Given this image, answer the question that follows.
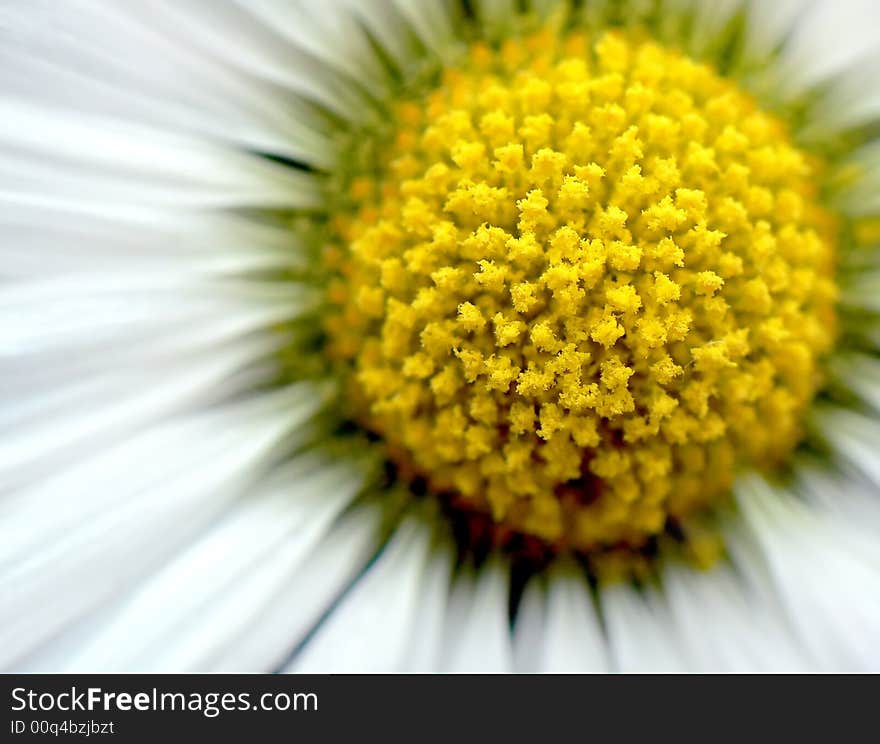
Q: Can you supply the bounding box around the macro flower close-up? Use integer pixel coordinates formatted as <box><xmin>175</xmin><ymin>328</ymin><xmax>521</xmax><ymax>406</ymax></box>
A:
<box><xmin>2</xmin><ymin>0</ymin><xmax>880</xmax><ymax>674</ymax></box>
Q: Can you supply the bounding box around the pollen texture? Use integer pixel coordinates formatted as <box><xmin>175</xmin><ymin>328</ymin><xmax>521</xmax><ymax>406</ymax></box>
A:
<box><xmin>324</xmin><ymin>30</ymin><xmax>838</xmax><ymax>553</ymax></box>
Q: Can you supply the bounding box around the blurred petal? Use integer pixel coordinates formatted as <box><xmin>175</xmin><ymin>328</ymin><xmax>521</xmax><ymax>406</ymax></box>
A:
<box><xmin>735</xmin><ymin>475</ymin><xmax>880</xmax><ymax>671</ymax></box>
<box><xmin>0</xmin><ymin>385</ymin><xmax>324</xmax><ymax>668</ymax></box>
<box><xmin>0</xmin><ymin>0</ymin><xmax>339</xmax><ymax>164</ymax></box>
<box><xmin>514</xmin><ymin>566</ymin><xmax>608</xmax><ymax>673</ymax></box>
<box><xmin>600</xmin><ymin>584</ymin><xmax>689</xmax><ymax>673</ymax></box>
<box><xmin>286</xmin><ymin>517</ymin><xmax>437</xmax><ymax>673</ymax></box>
<box><xmin>441</xmin><ymin>562</ymin><xmax>514</xmax><ymax>673</ymax></box>
<box><xmin>36</xmin><ymin>455</ymin><xmax>370</xmax><ymax>672</ymax></box>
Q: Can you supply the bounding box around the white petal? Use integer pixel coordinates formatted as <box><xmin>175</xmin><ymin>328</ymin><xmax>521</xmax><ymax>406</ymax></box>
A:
<box><xmin>735</xmin><ymin>475</ymin><xmax>880</xmax><ymax>671</ymax></box>
<box><xmin>827</xmin><ymin>354</ymin><xmax>880</xmax><ymax>416</ymax></box>
<box><xmin>398</xmin><ymin>544</ymin><xmax>455</xmax><ymax>673</ymax></box>
<box><xmin>512</xmin><ymin>578</ymin><xmax>547</xmax><ymax>673</ymax></box>
<box><xmin>0</xmin><ymin>99</ymin><xmax>320</xmax><ymax>214</ymax></box>
<box><xmin>339</xmin><ymin>0</ymin><xmax>436</xmax><ymax>71</ymax></box>
<box><xmin>661</xmin><ymin>563</ymin><xmax>815</xmax><ymax>673</ymax></box>
<box><xmin>440</xmin><ymin>561</ymin><xmax>514</xmax><ymax>673</ymax></box>
<box><xmin>0</xmin><ymin>258</ymin><xmax>314</xmax><ymax>492</ymax></box>
<box><xmin>22</xmin><ymin>503</ymin><xmax>382</xmax><ymax>674</ymax></box>
<box><xmin>0</xmin><ymin>0</ymin><xmax>337</xmax><ymax>164</ymax></box>
<box><xmin>117</xmin><ymin>0</ymin><xmax>373</xmax><ymax>122</ymax></box>
<box><xmin>41</xmin><ymin>454</ymin><xmax>370</xmax><ymax>672</ymax></box>
<box><xmin>0</xmin><ymin>384</ymin><xmax>324</xmax><ymax>668</ymax></box>
<box><xmin>242</xmin><ymin>0</ymin><xmax>390</xmax><ymax>96</ymax></box>
<box><xmin>0</xmin><ymin>272</ymin><xmax>307</xmax><ymax>362</ymax></box>
<box><xmin>813</xmin><ymin>407</ymin><xmax>880</xmax><ymax>488</ymax></box>
<box><xmin>538</xmin><ymin>567</ymin><xmax>609</xmax><ymax>672</ymax></box>
<box><xmin>390</xmin><ymin>0</ymin><xmax>458</xmax><ymax>61</ymax></box>
<box><xmin>0</xmin><ymin>333</ymin><xmax>280</xmax><ymax>491</ymax></box>
<box><xmin>775</xmin><ymin>0</ymin><xmax>880</xmax><ymax>95</ymax></box>
<box><xmin>792</xmin><ymin>460</ymin><xmax>880</xmax><ymax>537</ymax></box>
<box><xmin>742</xmin><ymin>0</ymin><xmax>811</xmax><ymax>62</ymax></box>
<box><xmin>686</xmin><ymin>0</ymin><xmax>744</xmax><ymax>59</ymax></box>
<box><xmin>287</xmin><ymin>517</ymin><xmax>437</xmax><ymax>673</ymax></box>
<box><xmin>825</xmin><ymin>136</ymin><xmax>880</xmax><ymax>216</ymax></box>
<box><xmin>204</xmin><ymin>503</ymin><xmax>385</xmax><ymax>673</ymax></box>
<box><xmin>600</xmin><ymin>583</ymin><xmax>689</xmax><ymax>673</ymax></box>
<box><xmin>0</xmin><ymin>203</ymin><xmax>305</xmax><ymax>280</ymax></box>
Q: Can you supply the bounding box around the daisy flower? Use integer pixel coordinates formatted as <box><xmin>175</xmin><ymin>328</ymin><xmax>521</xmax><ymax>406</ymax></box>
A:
<box><xmin>2</xmin><ymin>0</ymin><xmax>879</xmax><ymax>674</ymax></box>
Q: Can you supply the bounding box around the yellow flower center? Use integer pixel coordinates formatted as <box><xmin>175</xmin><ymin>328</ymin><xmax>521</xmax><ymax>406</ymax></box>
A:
<box><xmin>324</xmin><ymin>29</ymin><xmax>838</xmax><ymax>557</ymax></box>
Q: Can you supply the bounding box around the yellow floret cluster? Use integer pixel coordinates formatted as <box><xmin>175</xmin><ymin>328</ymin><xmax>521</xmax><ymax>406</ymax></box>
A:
<box><xmin>324</xmin><ymin>29</ymin><xmax>837</xmax><ymax>552</ymax></box>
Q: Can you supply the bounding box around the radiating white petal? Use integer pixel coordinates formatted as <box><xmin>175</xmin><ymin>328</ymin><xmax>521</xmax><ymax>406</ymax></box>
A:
<box><xmin>440</xmin><ymin>561</ymin><xmax>514</xmax><ymax>673</ymax></box>
<box><xmin>0</xmin><ymin>248</ymin><xmax>314</xmax><ymax>492</ymax></box>
<box><xmin>661</xmin><ymin>564</ymin><xmax>815</xmax><ymax>673</ymax></box>
<box><xmin>743</xmin><ymin>0</ymin><xmax>811</xmax><ymax>61</ymax></box>
<box><xmin>600</xmin><ymin>584</ymin><xmax>689</xmax><ymax>673</ymax></box>
<box><xmin>0</xmin><ymin>203</ymin><xmax>305</xmax><ymax>280</ymax></box>
<box><xmin>42</xmin><ymin>454</ymin><xmax>370</xmax><ymax>672</ymax></box>
<box><xmin>390</xmin><ymin>0</ymin><xmax>458</xmax><ymax>61</ymax></box>
<box><xmin>686</xmin><ymin>0</ymin><xmax>743</xmax><ymax>59</ymax></box>
<box><xmin>0</xmin><ymin>99</ymin><xmax>320</xmax><ymax>212</ymax></box>
<box><xmin>338</xmin><ymin>0</ymin><xmax>427</xmax><ymax>71</ymax></box>
<box><xmin>287</xmin><ymin>517</ymin><xmax>437</xmax><ymax>673</ymax></box>
<box><xmin>735</xmin><ymin>475</ymin><xmax>880</xmax><ymax>672</ymax></box>
<box><xmin>398</xmin><ymin>544</ymin><xmax>455</xmax><ymax>673</ymax></box>
<box><xmin>830</xmin><ymin>142</ymin><xmax>880</xmax><ymax>217</ymax></box>
<box><xmin>775</xmin><ymin>0</ymin><xmax>880</xmax><ymax>95</ymax></box>
<box><xmin>792</xmin><ymin>461</ymin><xmax>880</xmax><ymax>538</ymax></box>
<box><xmin>840</xmin><ymin>277</ymin><xmax>880</xmax><ymax>312</ymax></box>
<box><xmin>0</xmin><ymin>332</ymin><xmax>280</xmax><ymax>491</ymax></box>
<box><xmin>0</xmin><ymin>0</ymin><xmax>337</xmax><ymax>164</ymax></box>
<box><xmin>117</xmin><ymin>0</ymin><xmax>373</xmax><ymax>123</ymax></box>
<box><xmin>813</xmin><ymin>407</ymin><xmax>880</xmax><ymax>487</ymax></box>
<box><xmin>828</xmin><ymin>354</ymin><xmax>880</xmax><ymax>416</ymax></box>
<box><xmin>0</xmin><ymin>273</ymin><xmax>307</xmax><ymax>360</ymax></box>
<box><xmin>514</xmin><ymin>564</ymin><xmax>609</xmax><ymax>674</ymax></box>
<box><xmin>537</xmin><ymin>567</ymin><xmax>609</xmax><ymax>672</ymax></box>
<box><xmin>242</xmin><ymin>0</ymin><xmax>390</xmax><ymax>96</ymax></box>
<box><xmin>512</xmin><ymin>578</ymin><xmax>547</xmax><ymax>673</ymax></box>
<box><xmin>13</xmin><ymin>603</ymin><xmax>126</xmax><ymax>674</ymax></box>
<box><xmin>206</xmin><ymin>503</ymin><xmax>385</xmax><ymax>673</ymax></box>
<box><xmin>0</xmin><ymin>384</ymin><xmax>324</xmax><ymax>668</ymax></box>
<box><xmin>797</xmin><ymin>49</ymin><xmax>880</xmax><ymax>141</ymax></box>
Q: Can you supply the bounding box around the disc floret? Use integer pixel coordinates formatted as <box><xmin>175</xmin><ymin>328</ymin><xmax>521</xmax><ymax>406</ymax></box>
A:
<box><xmin>325</xmin><ymin>29</ymin><xmax>837</xmax><ymax>553</ymax></box>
